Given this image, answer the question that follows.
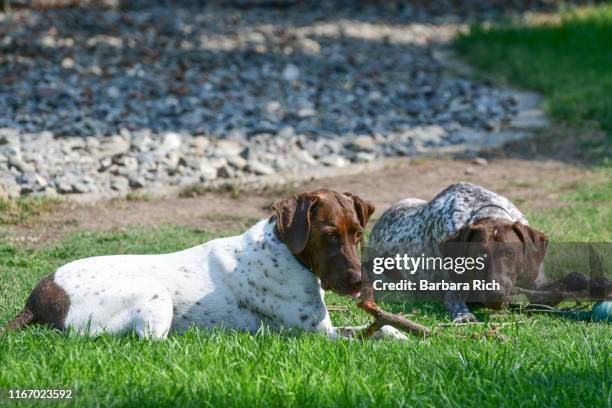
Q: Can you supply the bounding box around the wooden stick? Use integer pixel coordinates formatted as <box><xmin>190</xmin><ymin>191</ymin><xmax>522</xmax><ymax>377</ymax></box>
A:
<box><xmin>353</xmin><ymin>286</ymin><xmax>509</xmax><ymax>340</ymax></box>
<box><xmin>356</xmin><ymin>299</ymin><xmax>431</xmax><ymax>338</ymax></box>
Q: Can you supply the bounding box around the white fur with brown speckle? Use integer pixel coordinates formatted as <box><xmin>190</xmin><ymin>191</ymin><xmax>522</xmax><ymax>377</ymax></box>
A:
<box><xmin>52</xmin><ymin>219</ymin><xmax>406</xmax><ymax>339</ymax></box>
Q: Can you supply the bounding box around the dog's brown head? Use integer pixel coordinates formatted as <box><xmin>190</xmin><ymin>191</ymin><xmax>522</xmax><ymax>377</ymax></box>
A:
<box><xmin>272</xmin><ymin>189</ymin><xmax>375</xmax><ymax>297</ymax></box>
<box><xmin>442</xmin><ymin>218</ymin><xmax>549</xmax><ymax>308</ymax></box>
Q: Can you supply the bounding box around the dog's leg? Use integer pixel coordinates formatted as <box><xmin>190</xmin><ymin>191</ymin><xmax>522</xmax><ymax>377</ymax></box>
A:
<box><xmin>132</xmin><ymin>289</ymin><xmax>174</xmax><ymax>340</ymax></box>
<box><xmin>444</xmin><ymin>292</ymin><xmax>477</xmax><ymax>323</ymax></box>
<box><xmin>329</xmin><ymin>325</ymin><xmax>408</xmax><ymax>340</ymax></box>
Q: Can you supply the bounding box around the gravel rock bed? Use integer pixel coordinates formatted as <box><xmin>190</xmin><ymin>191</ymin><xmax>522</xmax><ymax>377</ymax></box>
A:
<box><xmin>1</xmin><ymin>2</ymin><xmax>533</xmax><ymax>198</ymax></box>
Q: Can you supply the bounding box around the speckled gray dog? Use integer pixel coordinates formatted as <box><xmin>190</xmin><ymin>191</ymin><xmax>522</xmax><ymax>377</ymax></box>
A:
<box><xmin>369</xmin><ymin>182</ymin><xmax>549</xmax><ymax>322</ymax></box>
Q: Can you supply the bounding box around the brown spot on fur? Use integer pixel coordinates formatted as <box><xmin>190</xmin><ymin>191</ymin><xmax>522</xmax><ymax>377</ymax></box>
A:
<box><xmin>6</xmin><ymin>273</ymin><xmax>71</xmax><ymax>331</ymax></box>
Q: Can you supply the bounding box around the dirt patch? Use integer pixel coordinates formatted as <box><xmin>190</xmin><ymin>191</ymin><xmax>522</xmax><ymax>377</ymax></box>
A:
<box><xmin>0</xmin><ymin>156</ymin><xmax>600</xmax><ymax>249</ymax></box>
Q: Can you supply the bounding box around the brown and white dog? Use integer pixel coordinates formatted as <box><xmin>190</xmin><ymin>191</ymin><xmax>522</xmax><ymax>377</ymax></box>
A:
<box><xmin>4</xmin><ymin>189</ymin><xmax>407</xmax><ymax>340</ymax></box>
<box><xmin>369</xmin><ymin>183</ymin><xmax>549</xmax><ymax>322</ymax></box>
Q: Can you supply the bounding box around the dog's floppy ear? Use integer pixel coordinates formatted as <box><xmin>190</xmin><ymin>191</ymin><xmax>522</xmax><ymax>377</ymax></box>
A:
<box><xmin>441</xmin><ymin>223</ymin><xmax>478</xmax><ymax>244</ymax></box>
<box><xmin>512</xmin><ymin>222</ymin><xmax>549</xmax><ymax>283</ymax></box>
<box><xmin>439</xmin><ymin>223</ymin><xmax>483</xmax><ymax>258</ymax></box>
<box><xmin>272</xmin><ymin>193</ymin><xmax>318</xmax><ymax>254</ymax></box>
<box><xmin>344</xmin><ymin>192</ymin><xmax>375</xmax><ymax>228</ymax></box>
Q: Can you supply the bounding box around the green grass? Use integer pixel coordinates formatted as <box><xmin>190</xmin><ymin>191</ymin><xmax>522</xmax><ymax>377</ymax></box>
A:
<box><xmin>531</xmin><ymin>203</ymin><xmax>612</xmax><ymax>243</ymax></box>
<box><xmin>1</xmin><ymin>223</ymin><xmax>610</xmax><ymax>407</ymax></box>
<box><xmin>454</xmin><ymin>4</ymin><xmax>612</xmax><ymax>156</ymax></box>
<box><xmin>527</xmin><ymin>168</ymin><xmax>612</xmax><ymax>242</ymax></box>
<box><xmin>525</xmin><ymin>173</ymin><xmax>612</xmax><ymax>279</ymax></box>
<box><xmin>528</xmin><ymin>166</ymin><xmax>612</xmax><ymax>242</ymax></box>
<box><xmin>0</xmin><ymin>197</ymin><xmax>63</xmax><ymax>225</ymax></box>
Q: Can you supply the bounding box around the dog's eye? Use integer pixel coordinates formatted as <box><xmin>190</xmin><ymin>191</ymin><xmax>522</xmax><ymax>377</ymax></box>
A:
<box><xmin>355</xmin><ymin>230</ymin><xmax>363</xmax><ymax>240</ymax></box>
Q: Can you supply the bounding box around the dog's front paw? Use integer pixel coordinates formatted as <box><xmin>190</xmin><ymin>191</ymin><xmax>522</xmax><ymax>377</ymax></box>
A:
<box><xmin>372</xmin><ymin>325</ymin><xmax>409</xmax><ymax>340</ymax></box>
<box><xmin>452</xmin><ymin>313</ymin><xmax>478</xmax><ymax>324</ymax></box>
